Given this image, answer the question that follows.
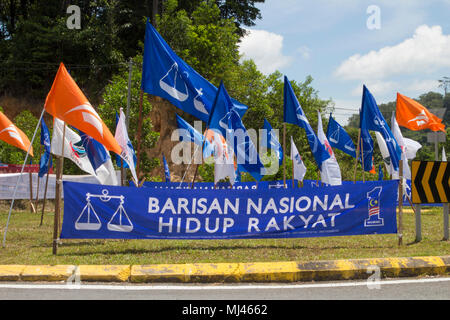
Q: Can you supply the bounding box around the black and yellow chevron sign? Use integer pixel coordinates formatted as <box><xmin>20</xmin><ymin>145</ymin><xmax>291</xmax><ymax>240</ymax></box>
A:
<box><xmin>411</xmin><ymin>161</ymin><xmax>450</xmax><ymax>204</ymax></box>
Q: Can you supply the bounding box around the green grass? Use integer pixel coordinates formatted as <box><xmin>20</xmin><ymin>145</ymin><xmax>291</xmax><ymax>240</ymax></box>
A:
<box><xmin>0</xmin><ymin>205</ymin><xmax>449</xmax><ymax>265</ymax></box>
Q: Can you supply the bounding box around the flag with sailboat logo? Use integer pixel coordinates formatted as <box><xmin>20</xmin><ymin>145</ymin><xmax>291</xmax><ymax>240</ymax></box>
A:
<box><xmin>141</xmin><ymin>19</ymin><xmax>248</xmax><ymax>123</ymax></box>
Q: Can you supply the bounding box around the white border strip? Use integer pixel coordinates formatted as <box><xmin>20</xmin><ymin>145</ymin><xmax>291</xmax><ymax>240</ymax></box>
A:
<box><xmin>0</xmin><ymin>277</ymin><xmax>449</xmax><ymax>291</ymax></box>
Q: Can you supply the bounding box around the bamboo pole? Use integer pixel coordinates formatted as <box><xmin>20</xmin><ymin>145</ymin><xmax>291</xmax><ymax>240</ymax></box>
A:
<box><xmin>52</xmin><ymin>123</ymin><xmax>66</xmax><ymax>255</ymax></box>
<box><xmin>353</xmin><ymin>129</ymin><xmax>362</xmax><ymax>183</ymax></box>
<box><xmin>39</xmin><ymin>155</ymin><xmax>52</xmax><ymax>227</ymax></box>
<box><xmin>398</xmin><ymin>159</ymin><xmax>404</xmax><ymax>246</ymax></box>
<box><xmin>283</xmin><ymin>123</ymin><xmax>286</xmax><ymax>188</ymax></box>
<box><xmin>361</xmin><ymin>133</ymin><xmax>365</xmax><ymax>183</ymax></box>
<box><xmin>34</xmin><ymin>144</ymin><xmax>42</xmax><ymax>209</ymax></box>
<box><xmin>136</xmin><ymin>89</ymin><xmax>144</xmax><ymax>178</ymax></box>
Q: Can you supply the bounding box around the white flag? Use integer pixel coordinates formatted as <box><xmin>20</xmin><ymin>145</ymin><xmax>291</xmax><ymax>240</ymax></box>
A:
<box><xmin>114</xmin><ymin>108</ymin><xmax>138</xmax><ymax>185</ymax></box>
<box><xmin>290</xmin><ymin>136</ymin><xmax>307</xmax><ymax>182</ymax></box>
<box><xmin>403</xmin><ymin>137</ymin><xmax>422</xmax><ymax>160</ymax></box>
<box><xmin>443</xmin><ymin>147</ymin><xmax>447</xmax><ymax>161</ymax></box>
<box><xmin>213</xmin><ymin>132</ymin><xmax>236</xmax><ymax>185</ymax></box>
<box><xmin>51</xmin><ymin>118</ymin><xmax>96</xmax><ymax>176</ymax></box>
<box><xmin>51</xmin><ymin>118</ymin><xmax>119</xmax><ymax>185</ymax></box>
<box><xmin>95</xmin><ymin>157</ymin><xmax>119</xmax><ymax>186</ymax></box>
<box><xmin>317</xmin><ymin>111</ymin><xmax>341</xmax><ymax>185</ymax></box>
<box><xmin>390</xmin><ymin>113</ymin><xmax>412</xmax><ymax>179</ymax></box>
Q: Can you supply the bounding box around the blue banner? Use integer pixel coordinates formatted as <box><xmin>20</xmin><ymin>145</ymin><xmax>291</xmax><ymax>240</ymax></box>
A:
<box><xmin>61</xmin><ymin>180</ymin><xmax>398</xmax><ymax>240</ymax></box>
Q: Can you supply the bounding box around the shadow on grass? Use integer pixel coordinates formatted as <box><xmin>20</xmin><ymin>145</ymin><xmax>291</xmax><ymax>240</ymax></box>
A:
<box><xmin>57</xmin><ymin>242</ymin><xmax>393</xmax><ymax>257</ymax></box>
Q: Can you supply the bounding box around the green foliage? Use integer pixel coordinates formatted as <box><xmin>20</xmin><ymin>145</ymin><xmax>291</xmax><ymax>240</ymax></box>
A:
<box><xmin>97</xmin><ymin>55</ymin><xmax>159</xmax><ymax>180</ymax></box>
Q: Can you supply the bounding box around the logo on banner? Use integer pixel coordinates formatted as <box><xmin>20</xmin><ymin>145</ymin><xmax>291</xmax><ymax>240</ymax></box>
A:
<box><xmin>75</xmin><ymin>189</ymin><xmax>133</xmax><ymax>232</ymax></box>
<box><xmin>364</xmin><ymin>186</ymin><xmax>384</xmax><ymax>227</ymax></box>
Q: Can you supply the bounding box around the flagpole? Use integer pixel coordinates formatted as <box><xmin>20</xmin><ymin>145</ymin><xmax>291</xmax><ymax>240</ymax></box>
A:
<box><xmin>136</xmin><ymin>89</ymin><xmax>144</xmax><ymax>179</ymax></box>
<box><xmin>28</xmin><ymin>161</ymin><xmax>35</xmax><ymax>213</ymax></box>
<box><xmin>361</xmin><ymin>133</ymin><xmax>365</xmax><ymax>183</ymax></box>
<box><xmin>180</xmin><ymin>143</ymin><xmax>199</xmax><ymax>187</ymax></box>
<box><xmin>191</xmin><ymin>127</ymin><xmax>209</xmax><ymax>189</ymax></box>
<box><xmin>39</xmin><ymin>155</ymin><xmax>52</xmax><ymax>227</ymax></box>
<box><xmin>34</xmin><ymin>144</ymin><xmax>42</xmax><ymax>209</ymax></box>
<box><xmin>52</xmin><ymin>122</ymin><xmax>66</xmax><ymax>255</ymax></box>
<box><xmin>283</xmin><ymin>123</ymin><xmax>286</xmax><ymax>188</ymax></box>
<box><xmin>353</xmin><ymin>129</ymin><xmax>361</xmax><ymax>183</ymax></box>
<box><xmin>292</xmin><ymin>157</ymin><xmax>295</xmax><ymax>188</ymax></box>
<box><xmin>3</xmin><ymin>107</ymin><xmax>45</xmax><ymax>247</ymax></box>
<box><xmin>398</xmin><ymin>159</ymin><xmax>404</xmax><ymax>246</ymax></box>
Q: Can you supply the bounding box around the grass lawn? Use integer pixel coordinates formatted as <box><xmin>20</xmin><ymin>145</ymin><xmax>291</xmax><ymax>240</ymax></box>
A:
<box><xmin>0</xmin><ymin>203</ymin><xmax>449</xmax><ymax>265</ymax></box>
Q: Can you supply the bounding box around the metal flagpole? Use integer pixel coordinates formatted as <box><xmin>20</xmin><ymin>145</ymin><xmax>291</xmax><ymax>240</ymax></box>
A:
<box><xmin>2</xmin><ymin>107</ymin><xmax>45</xmax><ymax>247</ymax></box>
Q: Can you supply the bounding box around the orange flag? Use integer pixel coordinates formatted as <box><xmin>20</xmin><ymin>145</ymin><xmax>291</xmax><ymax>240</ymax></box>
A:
<box><xmin>396</xmin><ymin>93</ymin><xmax>445</xmax><ymax>132</ymax></box>
<box><xmin>44</xmin><ymin>63</ymin><xmax>121</xmax><ymax>154</ymax></box>
<box><xmin>0</xmin><ymin>112</ymin><xmax>33</xmax><ymax>156</ymax></box>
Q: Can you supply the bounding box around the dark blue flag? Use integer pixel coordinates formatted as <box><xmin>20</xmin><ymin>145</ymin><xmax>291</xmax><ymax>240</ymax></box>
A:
<box><xmin>283</xmin><ymin>76</ymin><xmax>330</xmax><ymax>169</ymax></box>
<box><xmin>378</xmin><ymin>164</ymin><xmax>384</xmax><ymax>181</ymax></box>
<box><xmin>263</xmin><ymin>119</ymin><xmax>283</xmax><ymax>165</ymax></box>
<box><xmin>208</xmin><ymin>81</ymin><xmax>264</xmax><ymax>181</ymax></box>
<box><xmin>141</xmin><ymin>19</ymin><xmax>247</xmax><ymax>122</ymax></box>
<box><xmin>175</xmin><ymin>114</ymin><xmax>213</xmax><ymax>158</ymax></box>
<box><xmin>163</xmin><ymin>154</ymin><xmax>170</xmax><ymax>182</ymax></box>
<box><xmin>78</xmin><ymin>131</ymin><xmax>110</xmax><ymax>171</ymax></box>
<box><xmin>326</xmin><ymin>114</ymin><xmax>356</xmax><ymax>158</ymax></box>
<box><xmin>38</xmin><ymin>119</ymin><xmax>52</xmax><ymax>177</ymax></box>
<box><xmin>360</xmin><ymin>128</ymin><xmax>374</xmax><ymax>172</ymax></box>
<box><xmin>360</xmin><ymin>85</ymin><xmax>401</xmax><ymax>171</ymax></box>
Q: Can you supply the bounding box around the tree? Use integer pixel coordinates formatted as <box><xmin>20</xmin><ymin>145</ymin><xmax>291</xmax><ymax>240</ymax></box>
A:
<box><xmin>97</xmin><ymin>55</ymin><xmax>160</xmax><ymax>180</ymax></box>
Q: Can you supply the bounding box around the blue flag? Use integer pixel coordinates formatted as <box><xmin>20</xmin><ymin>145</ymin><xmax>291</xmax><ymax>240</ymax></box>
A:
<box><xmin>38</xmin><ymin>119</ymin><xmax>52</xmax><ymax>178</ymax></box>
<box><xmin>175</xmin><ymin>114</ymin><xmax>213</xmax><ymax>158</ymax></box>
<box><xmin>360</xmin><ymin>85</ymin><xmax>401</xmax><ymax>171</ymax></box>
<box><xmin>378</xmin><ymin>164</ymin><xmax>384</xmax><ymax>181</ymax></box>
<box><xmin>283</xmin><ymin>76</ymin><xmax>330</xmax><ymax>169</ymax></box>
<box><xmin>263</xmin><ymin>119</ymin><xmax>283</xmax><ymax>165</ymax></box>
<box><xmin>326</xmin><ymin>114</ymin><xmax>356</xmax><ymax>158</ymax></box>
<box><xmin>78</xmin><ymin>131</ymin><xmax>110</xmax><ymax>171</ymax></box>
<box><xmin>360</xmin><ymin>127</ymin><xmax>374</xmax><ymax>172</ymax></box>
<box><xmin>208</xmin><ymin>81</ymin><xmax>264</xmax><ymax>181</ymax></box>
<box><xmin>163</xmin><ymin>154</ymin><xmax>170</xmax><ymax>182</ymax></box>
<box><xmin>141</xmin><ymin>19</ymin><xmax>248</xmax><ymax>123</ymax></box>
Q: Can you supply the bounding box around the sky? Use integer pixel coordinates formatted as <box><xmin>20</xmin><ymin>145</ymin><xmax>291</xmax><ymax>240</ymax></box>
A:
<box><xmin>238</xmin><ymin>0</ymin><xmax>450</xmax><ymax>125</ymax></box>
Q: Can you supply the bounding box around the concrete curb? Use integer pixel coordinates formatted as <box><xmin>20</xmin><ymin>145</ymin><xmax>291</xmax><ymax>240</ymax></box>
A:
<box><xmin>0</xmin><ymin>256</ymin><xmax>449</xmax><ymax>283</ymax></box>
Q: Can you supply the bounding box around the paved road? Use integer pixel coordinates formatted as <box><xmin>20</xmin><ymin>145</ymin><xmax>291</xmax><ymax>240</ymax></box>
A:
<box><xmin>0</xmin><ymin>276</ymin><xmax>449</xmax><ymax>300</ymax></box>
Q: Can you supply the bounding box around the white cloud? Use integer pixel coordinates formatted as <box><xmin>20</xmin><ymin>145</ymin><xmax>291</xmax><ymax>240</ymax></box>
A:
<box><xmin>334</xmin><ymin>25</ymin><xmax>450</xmax><ymax>80</ymax></box>
<box><xmin>239</xmin><ymin>29</ymin><xmax>293</xmax><ymax>74</ymax></box>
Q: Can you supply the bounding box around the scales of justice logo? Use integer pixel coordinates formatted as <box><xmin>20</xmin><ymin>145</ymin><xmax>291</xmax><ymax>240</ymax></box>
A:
<box><xmin>364</xmin><ymin>186</ymin><xmax>384</xmax><ymax>227</ymax></box>
<box><xmin>159</xmin><ymin>62</ymin><xmax>208</xmax><ymax>115</ymax></box>
<box><xmin>75</xmin><ymin>189</ymin><xmax>133</xmax><ymax>232</ymax></box>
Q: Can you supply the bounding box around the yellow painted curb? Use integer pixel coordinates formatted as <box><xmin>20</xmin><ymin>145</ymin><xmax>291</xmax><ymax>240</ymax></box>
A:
<box><xmin>21</xmin><ymin>265</ymin><xmax>75</xmax><ymax>281</ymax></box>
<box><xmin>78</xmin><ymin>265</ymin><xmax>130</xmax><ymax>282</ymax></box>
<box><xmin>0</xmin><ymin>265</ymin><xmax>25</xmax><ymax>281</ymax></box>
<box><xmin>1</xmin><ymin>255</ymin><xmax>449</xmax><ymax>283</ymax></box>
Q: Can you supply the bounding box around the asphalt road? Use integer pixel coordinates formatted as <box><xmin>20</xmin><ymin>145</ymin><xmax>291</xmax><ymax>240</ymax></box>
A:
<box><xmin>0</xmin><ymin>276</ymin><xmax>449</xmax><ymax>300</ymax></box>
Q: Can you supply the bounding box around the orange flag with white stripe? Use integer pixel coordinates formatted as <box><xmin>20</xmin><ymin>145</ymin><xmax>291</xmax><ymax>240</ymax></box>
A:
<box><xmin>44</xmin><ymin>63</ymin><xmax>121</xmax><ymax>154</ymax></box>
<box><xmin>396</xmin><ymin>93</ymin><xmax>445</xmax><ymax>132</ymax></box>
<box><xmin>0</xmin><ymin>112</ymin><xmax>33</xmax><ymax>156</ymax></box>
